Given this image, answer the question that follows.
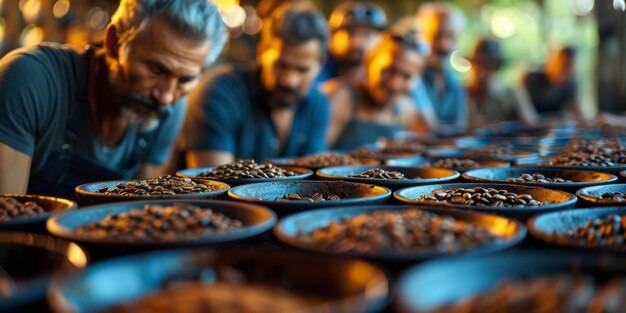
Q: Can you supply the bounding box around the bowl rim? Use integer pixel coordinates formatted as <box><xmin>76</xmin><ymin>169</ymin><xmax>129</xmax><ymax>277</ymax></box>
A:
<box><xmin>74</xmin><ymin>178</ymin><xmax>231</xmax><ymax>199</ymax></box>
<box><xmin>575</xmin><ymin>183</ymin><xmax>626</xmax><ymax>204</ymax></box>
<box><xmin>462</xmin><ymin>166</ymin><xmax>618</xmax><ymax>186</ymax></box>
<box><xmin>176</xmin><ymin>165</ymin><xmax>314</xmax><ymax>182</ymax></box>
<box><xmin>315</xmin><ymin>165</ymin><xmax>460</xmax><ymax>183</ymax></box>
<box><xmin>0</xmin><ymin>194</ymin><xmax>77</xmax><ymax>226</ymax></box>
<box><xmin>274</xmin><ymin>204</ymin><xmax>526</xmax><ymax>261</ymax></box>
<box><xmin>384</xmin><ymin>156</ymin><xmax>511</xmax><ymax>168</ymax></box>
<box><xmin>46</xmin><ymin>199</ymin><xmax>276</xmax><ymax>246</ymax></box>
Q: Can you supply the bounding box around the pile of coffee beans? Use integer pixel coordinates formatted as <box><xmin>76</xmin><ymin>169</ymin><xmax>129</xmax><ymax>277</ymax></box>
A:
<box><xmin>292</xmin><ymin>153</ymin><xmax>363</xmax><ymax>168</ymax></box>
<box><xmin>599</xmin><ymin>191</ymin><xmax>626</xmax><ymax>202</ymax></box>
<box><xmin>348</xmin><ymin>168</ymin><xmax>408</xmax><ymax>180</ymax></box>
<box><xmin>560</xmin><ymin>214</ymin><xmax>626</xmax><ymax>248</ymax></box>
<box><xmin>349</xmin><ymin>148</ymin><xmax>407</xmax><ymax>160</ymax></box>
<box><xmin>0</xmin><ymin>197</ymin><xmax>46</xmax><ymax>221</ymax></box>
<box><xmin>420</xmin><ymin>158</ymin><xmax>482</xmax><ymax>169</ymax></box>
<box><xmin>99</xmin><ymin>282</ymin><xmax>325</xmax><ymax>313</ymax></box>
<box><xmin>543</xmin><ymin>139</ymin><xmax>626</xmax><ymax>166</ymax></box>
<box><xmin>464</xmin><ymin>143</ymin><xmax>515</xmax><ymax>157</ymax></box>
<box><xmin>98</xmin><ymin>175</ymin><xmax>214</xmax><ymax>196</ymax></box>
<box><xmin>300</xmin><ymin>209</ymin><xmax>499</xmax><ymax>254</ymax></box>
<box><xmin>75</xmin><ymin>203</ymin><xmax>243</xmax><ymax>241</ymax></box>
<box><xmin>276</xmin><ymin>193</ymin><xmax>340</xmax><ymax>202</ymax></box>
<box><xmin>379</xmin><ymin>139</ymin><xmax>426</xmax><ymax>153</ymax></box>
<box><xmin>506</xmin><ymin>173</ymin><xmax>572</xmax><ymax>183</ymax></box>
<box><xmin>418</xmin><ymin>187</ymin><xmax>548</xmax><ymax>207</ymax></box>
<box><xmin>199</xmin><ymin>160</ymin><xmax>298</xmax><ymax>179</ymax></box>
<box><xmin>429</xmin><ymin>275</ymin><xmax>626</xmax><ymax>313</ymax></box>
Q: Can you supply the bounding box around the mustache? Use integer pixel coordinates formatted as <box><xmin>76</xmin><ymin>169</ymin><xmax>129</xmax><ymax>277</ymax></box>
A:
<box><xmin>126</xmin><ymin>94</ymin><xmax>173</xmax><ymax>117</ymax></box>
<box><xmin>274</xmin><ymin>85</ymin><xmax>299</xmax><ymax>97</ymax></box>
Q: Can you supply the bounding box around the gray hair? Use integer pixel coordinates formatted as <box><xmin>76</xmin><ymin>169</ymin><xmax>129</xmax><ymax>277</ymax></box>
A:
<box><xmin>110</xmin><ymin>0</ymin><xmax>228</xmax><ymax>65</ymax></box>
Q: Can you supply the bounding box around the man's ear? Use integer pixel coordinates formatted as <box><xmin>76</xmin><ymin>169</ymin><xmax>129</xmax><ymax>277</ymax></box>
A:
<box><xmin>103</xmin><ymin>24</ymin><xmax>121</xmax><ymax>60</ymax></box>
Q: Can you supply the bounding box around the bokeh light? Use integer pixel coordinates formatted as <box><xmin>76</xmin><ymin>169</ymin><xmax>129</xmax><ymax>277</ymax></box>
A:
<box><xmin>86</xmin><ymin>7</ymin><xmax>109</xmax><ymax>30</ymax></box>
<box><xmin>20</xmin><ymin>24</ymin><xmax>44</xmax><ymax>47</ymax></box>
<box><xmin>491</xmin><ymin>15</ymin><xmax>515</xmax><ymax>38</ymax></box>
<box><xmin>19</xmin><ymin>0</ymin><xmax>42</xmax><ymax>24</ymax></box>
<box><xmin>450</xmin><ymin>50</ymin><xmax>472</xmax><ymax>73</ymax></box>
<box><xmin>222</xmin><ymin>5</ymin><xmax>246</xmax><ymax>29</ymax></box>
<box><xmin>53</xmin><ymin>0</ymin><xmax>71</xmax><ymax>19</ymax></box>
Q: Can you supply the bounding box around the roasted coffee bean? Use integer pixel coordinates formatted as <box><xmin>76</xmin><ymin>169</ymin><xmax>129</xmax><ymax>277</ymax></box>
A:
<box><xmin>98</xmin><ymin>175</ymin><xmax>215</xmax><ymax>196</ymax></box>
<box><xmin>348</xmin><ymin>168</ymin><xmax>409</xmax><ymax>180</ymax></box>
<box><xmin>543</xmin><ymin>139</ymin><xmax>626</xmax><ymax>166</ymax></box>
<box><xmin>299</xmin><ymin>209</ymin><xmax>499</xmax><ymax>254</ymax></box>
<box><xmin>379</xmin><ymin>138</ymin><xmax>426</xmax><ymax>153</ymax></box>
<box><xmin>276</xmin><ymin>192</ymin><xmax>340</xmax><ymax>202</ymax></box>
<box><xmin>349</xmin><ymin>148</ymin><xmax>406</xmax><ymax>160</ymax></box>
<box><xmin>418</xmin><ymin>187</ymin><xmax>550</xmax><ymax>207</ymax></box>
<box><xmin>429</xmin><ymin>275</ymin><xmax>626</xmax><ymax>313</ymax></box>
<box><xmin>420</xmin><ymin>158</ymin><xmax>482</xmax><ymax>169</ymax></box>
<box><xmin>199</xmin><ymin>159</ymin><xmax>298</xmax><ymax>179</ymax></box>
<box><xmin>506</xmin><ymin>173</ymin><xmax>572</xmax><ymax>183</ymax></box>
<box><xmin>599</xmin><ymin>192</ymin><xmax>626</xmax><ymax>202</ymax></box>
<box><xmin>0</xmin><ymin>197</ymin><xmax>46</xmax><ymax>221</ymax></box>
<box><xmin>463</xmin><ymin>143</ymin><xmax>515</xmax><ymax>157</ymax></box>
<box><xmin>292</xmin><ymin>153</ymin><xmax>363</xmax><ymax>167</ymax></box>
<box><xmin>560</xmin><ymin>214</ymin><xmax>626</xmax><ymax>249</ymax></box>
<box><xmin>75</xmin><ymin>203</ymin><xmax>243</xmax><ymax>241</ymax></box>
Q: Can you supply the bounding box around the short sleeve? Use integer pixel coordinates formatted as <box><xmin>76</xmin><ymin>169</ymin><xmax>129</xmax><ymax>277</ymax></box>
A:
<box><xmin>0</xmin><ymin>51</ymin><xmax>51</xmax><ymax>156</ymax></box>
<box><xmin>182</xmin><ymin>67</ymin><xmax>243</xmax><ymax>154</ymax></box>
<box><xmin>143</xmin><ymin>99</ymin><xmax>187</xmax><ymax>165</ymax></box>
<box><xmin>303</xmin><ymin>90</ymin><xmax>330</xmax><ymax>154</ymax></box>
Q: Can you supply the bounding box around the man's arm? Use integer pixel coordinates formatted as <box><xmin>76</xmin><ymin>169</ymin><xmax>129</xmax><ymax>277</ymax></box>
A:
<box><xmin>186</xmin><ymin>150</ymin><xmax>234</xmax><ymax>168</ymax></box>
<box><xmin>0</xmin><ymin>143</ymin><xmax>31</xmax><ymax>194</ymax></box>
<box><xmin>320</xmin><ymin>80</ymin><xmax>350</xmax><ymax>148</ymax></box>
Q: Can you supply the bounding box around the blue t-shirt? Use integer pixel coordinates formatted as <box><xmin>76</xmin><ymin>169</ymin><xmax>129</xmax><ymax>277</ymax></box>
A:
<box><xmin>183</xmin><ymin>65</ymin><xmax>329</xmax><ymax>161</ymax></box>
<box><xmin>420</xmin><ymin>65</ymin><xmax>467</xmax><ymax>125</ymax></box>
<box><xmin>0</xmin><ymin>43</ymin><xmax>185</xmax><ymax>176</ymax></box>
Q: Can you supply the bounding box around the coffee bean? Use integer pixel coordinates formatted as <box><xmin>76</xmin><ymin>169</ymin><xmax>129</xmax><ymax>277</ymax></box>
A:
<box><xmin>420</xmin><ymin>158</ymin><xmax>482</xmax><ymax>169</ymax></box>
<box><xmin>199</xmin><ymin>160</ymin><xmax>298</xmax><ymax>179</ymax></box>
<box><xmin>292</xmin><ymin>153</ymin><xmax>363</xmax><ymax>168</ymax></box>
<box><xmin>464</xmin><ymin>143</ymin><xmax>515</xmax><ymax>157</ymax></box>
<box><xmin>598</xmin><ymin>192</ymin><xmax>626</xmax><ymax>202</ymax></box>
<box><xmin>379</xmin><ymin>139</ymin><xmax>426</xmax><ymax>153</ymax></box>
<box><xmin>543</xmin><ymin>139</ymin><xmax>626</xmax><ymax>167</ymax></box>
<box><xmin>0</xmin><ymin>197</ymin><xmax>46</xmax><ymax>221</ymax></box>
<box><xmin>348</xmin><ymin>168</ymin><xmax>408</xmax><ymax>180</ymax></box>
<box><xmin>418</xmin><ymin>188</ymin><xmax>549</xmax><ymax>207</ymax></box>
<box><xmin>99</xmin><ymin>175</ymin><xmax>215</xmax><ymax>196</ymax></box>
<box><xmin>276</xmin><ymin>192</ymin><xmax>340</xmax><ymax>202</ymax></box>
<box><xmin>299</xmin><ymin>209</ymin><xmax>500</xmax><ymax>254</ymax></box>
<box><xmin>75</xmin><ymin>203</ymin><xmax>243</xmax><ymax>241</ymax></box>
<box><xmin>507</xmin><ymin>173</ymin><xmax>572</xmax><ymax>183</ymax></box>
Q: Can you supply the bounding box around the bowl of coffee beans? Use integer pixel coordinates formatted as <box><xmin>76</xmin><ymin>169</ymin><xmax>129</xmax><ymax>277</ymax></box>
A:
<box><xmin>396</xmin><ymin>250</ymin><xmax>626</xmax><ymax>313</ymax></box>
<box><xmin>394</xmin><ymin>183</ymin><xmax>577</xmax><ymax>220</ymax></box>
<box><xmin>536</xmin><ymin>138</ymin><xmax>626</xmax><ymax>174</ymax></box>
<box><xmin>316</xmin><ymin>166</ymin><xmax>460</xmax><ymax>190</ymax></box>
<box><xmin>49</xmin><ymin>248</ymin><xmax>389</xmax><ymax>313</ymax></box>
<box><xmin>47</xmin><ymin>200</ymin><xmax>275</xmax><ymax>248</ymax></box>
<box><xmin>576</xmin><ymin>184</ymin><xmax>626</xmax><ymax>206</ymax></box>
<box><xmin>271</xmin><ymin>153</ymin><xmax>379</xmax><ymax>170</ymax></box>
<box><xmin>620</xmin><ymin>170</ymin><xmax>626</xmax><ymax>180</ymax></box>
<box><xmin>462</xmin><ymin>167</ymin><xmax>617</xmax><ymax>193</ymax></box>
<box><xmin>461</xmin><ymin>143</ymin><xmax>537</xmax><ymax>164</ymax></box>
<box><xmin>177</xmin><ymin>160</ymin><xmax>313</xmax><ymax>186</ymax></box>
<box><xmin>385</xmin><ymin>157</ymin><xmax>510</xmax><ymax>172</ymax></box>
<box><xmin>75</xmin><ymin>175</ymin><xmax>231</xmax><ymax>206</ymax></box>
<box><xmin>0</xmin><ymin>232</ymin><xmax>87</xmax><ymax>312</ymax></box>
<box><xmin>528</xmin><ymin>207</ymin><xmax>626</xmax><ymax>252</ymax></box>
<box><xmin>349</xmin><ymin>148</ymin><xmax>422</xmax><ymax>162</ymax></box>
<box><xmin>274</xmin><ymin>205</ymin><xmax>525</xmax><ymax>261</ymax></box>
<box><xmin>228</xmin><ymin>180</ymin><xmax>391</xmax><ymax>216</ymax></box>
<box><xmin>0</xmin><ymin>194</ymin><xmax>76</xmax><ymax>231</ymax></box>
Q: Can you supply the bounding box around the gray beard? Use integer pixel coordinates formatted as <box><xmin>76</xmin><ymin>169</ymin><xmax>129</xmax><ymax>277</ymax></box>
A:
<box><xmin>121</xmin><ymin>106</ymin><xmax>160</xmax><ymax>132</ymax></box>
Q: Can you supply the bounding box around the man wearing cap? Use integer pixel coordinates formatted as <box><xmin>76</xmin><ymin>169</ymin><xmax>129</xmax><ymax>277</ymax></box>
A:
<box><xmin>317</xmin><ymin>1</ymin><xmax>387</xmax><ymax>84</ymax></box>
<box><xmin>0</xmin><ymin>0</ymin><xmax>227</xmax><ymax>199</ymax></box>
<box><xmin>322</xmin><ymin>22</ymin><xmax>429</xmax><ymax>150</ymax></box>
<box><xmin>183</xmin><ymin>2</ymin><xmax>330</xmax><ymax>166</ymax></box>
<box><xmin>466</xmin><ymin>38</ymin><xmax>539</xmax><ymax>128</ymax></box>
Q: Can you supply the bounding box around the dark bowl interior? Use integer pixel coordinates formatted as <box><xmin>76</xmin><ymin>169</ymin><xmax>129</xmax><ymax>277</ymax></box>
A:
<box><xmin>528</xmin><ymin>206</ymin><xmax>626</xmax><ymax>252</ymax></box>
<box><xmin>621</xmin><ymin>170</ymin><xmax>626</xmax><ymax>180</ymax></box>
<box><xmin>75</xmin><ymin>179</ymin><xmax>231</xmax><ymax>206</ymax></box>
<box><xmin>0</xmin><ymin>232</ymin><xmax>87</xmax><ymax>312</ymax></box>
<box><xmin>0</xmin><ymin>194</ymin><xmax>76</xmax><ymax>231</ymax></box>
<box><xmin>269</xmin><ymin>157</ymin><xmax>380</xmax><ymax>170</ymax></box>
<box><xmin>49</xmin><ymin>248</ymin><xmax>389</xmax><ymax>313</ymax></box>
<box><xmin>385</xmin><ymin>157</ymin><xmax>510</xmax><ymax>172</ymax></box>
<box><xmin>395</xmin><ymin>250</ymin><xmax>626</xmax><ymax>313</ymax></box>
<box><xmin>462</xmin><ymin>167</ymin><xmax>617</xmax><ymax>192</ymax></box>
<box><xmin>275</xmin><ymin>205</ymin><xmax>526</xmax><ymax>262</ymax></box>
<box><xmin>228</xmin><ymin>180</ymin><xmax>391</xmax><ymax>216</ymax></box>
<box><xmin>394</xmin><ymin>183</ymin><xmax>577</xmax><ymax>220</ymax></box>
<box><xmin>176</xmin><ymin>165</ymin><xmax>313</xmax><ymax>186</ymax></box>
<box><xmin>47</xmin><ymin>200</ymin><xmax>276</xmax><ymax>247</ymax></box>
<box><xmin>576</xmin><ymin>184</ymin><xmax>626</xmax><ymax>205</ymax></box>
<box><xmin>315</xmin><ymin>166</ymin><xmax>460</xmax><ymax>190</ymax></box>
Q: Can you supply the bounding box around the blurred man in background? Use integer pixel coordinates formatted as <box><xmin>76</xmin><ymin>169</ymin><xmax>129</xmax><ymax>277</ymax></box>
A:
<box><xmin>183</xmin><ymin>2</ymin><xmax>329</xmax><ymax>166</ymax></box>
<box><xmin>318</xmin><ymin>1</ymin><xmax>387</xmax><ymax>84</ymax></box>
<box><xmin>0</xmin><ymin>0</ymin><xmax>226</xmax><ymax>199</ymax></box>
<box><xmin>322</xmin><ymin>20</ymin><xmax>430</xmax><ymax>149</ymax></box>
<box><xmin>415</xmin><ymin>1</ymin><xmax>468</xmax><ymax>134</ymax></box>
<box><xmin>466</xmin><ymin>38</ymin><xmax>539</xmax><ymax>128</ymax></box>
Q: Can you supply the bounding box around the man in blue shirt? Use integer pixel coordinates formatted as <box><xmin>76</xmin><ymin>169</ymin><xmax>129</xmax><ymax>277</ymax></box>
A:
<box><xmin>415</xmin><ymin>2</ymin><xmax>468</xmax><ymax>134</ymax></box>
<box><xmin>183</xmin><ymin>2</ymin><xmax>330</xmax><ymax>166</ymax></box>
<box><xmin>0</xmin><ymin>0</ymin><xmax>227</xmax><ymax>199</ymax></box>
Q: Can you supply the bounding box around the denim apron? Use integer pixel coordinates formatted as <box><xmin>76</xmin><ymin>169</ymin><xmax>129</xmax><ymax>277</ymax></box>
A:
<box><xmin>333</xmin><ymin>86</ymin><xmax>402</xmax><ymax>150</ymax></box>
<box><xmin>26</xmin><ymin>49</ymin><xmax>152</xmax><ymax>200</ymax></box>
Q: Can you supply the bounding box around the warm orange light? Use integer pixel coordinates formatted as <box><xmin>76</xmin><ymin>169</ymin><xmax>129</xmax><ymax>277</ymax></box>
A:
<box><xmin>20</xmin><ymin>25</ymin><xmax>44</xmax><ymax>47</ymax></box>
<box><xmin>53</xmin><ymin>0</ymin><xmax>71</xmax><ymax>19</ymax></box>
<box><xmin>329</xmin><ymin>29</ymin><xmax>350</xmax><ymax>57</ymax></box>
<box><xmin>66</xmin><ymin>243</ymin><xmax>88</xmax><ymax>268</ymax></box>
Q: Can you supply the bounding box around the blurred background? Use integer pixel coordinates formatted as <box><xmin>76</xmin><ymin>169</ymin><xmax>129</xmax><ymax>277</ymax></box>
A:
<box><xmin>1</xmin><ymin>0</ymin><xmax>624</xmax><ymax>118</ymax></box>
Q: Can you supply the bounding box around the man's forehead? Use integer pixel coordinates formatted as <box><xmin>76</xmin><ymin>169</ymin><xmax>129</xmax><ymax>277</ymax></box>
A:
<box><xmin>267</xmin><ymin>38</ymin><xmax>322</xmax><ymax>62</ymax></box>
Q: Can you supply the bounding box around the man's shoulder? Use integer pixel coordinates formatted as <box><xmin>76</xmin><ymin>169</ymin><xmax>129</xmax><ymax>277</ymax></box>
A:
<box><xmin>1</xmin><ymin>42</ymin><xmax>82</xmax><ymax>70</ymax></box>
